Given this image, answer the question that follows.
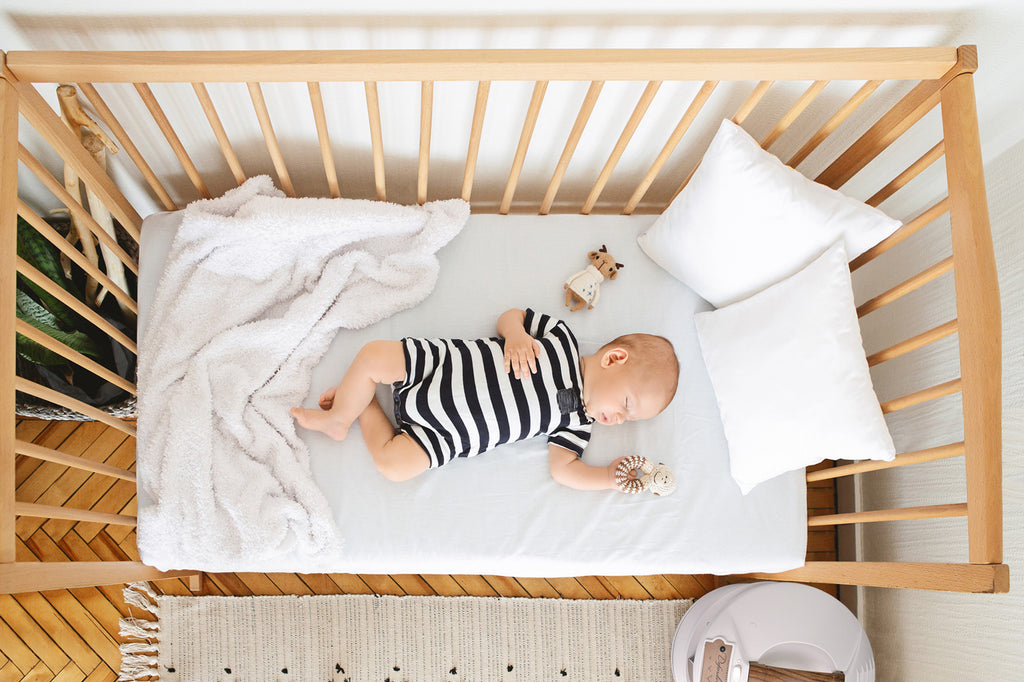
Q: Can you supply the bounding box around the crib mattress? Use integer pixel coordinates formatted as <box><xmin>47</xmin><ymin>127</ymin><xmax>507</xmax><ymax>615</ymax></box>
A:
<box><xmin>136</xmin><ymin>210</ymin><xmax>806</xmax><ymax>576</ymax></box>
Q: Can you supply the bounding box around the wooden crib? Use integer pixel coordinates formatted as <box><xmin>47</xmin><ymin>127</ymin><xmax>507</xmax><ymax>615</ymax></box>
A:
<box><xmin>0</xmin><ymin>46</ymin><xmax>1006</xmax><ymax>594</ymax></box>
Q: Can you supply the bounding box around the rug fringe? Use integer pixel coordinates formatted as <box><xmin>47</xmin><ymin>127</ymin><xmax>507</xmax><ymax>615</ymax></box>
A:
<box><xmin>118</xmin><ymin>583</ymin><xmax>160</xmax><ymax>681</ymax></box>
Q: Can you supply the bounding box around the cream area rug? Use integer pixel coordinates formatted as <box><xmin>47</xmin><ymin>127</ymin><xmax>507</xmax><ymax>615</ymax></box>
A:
<box><xmin>119</xmin><ymin>582</ymin><xmax>690</xmax><ymax>681</ymax></box>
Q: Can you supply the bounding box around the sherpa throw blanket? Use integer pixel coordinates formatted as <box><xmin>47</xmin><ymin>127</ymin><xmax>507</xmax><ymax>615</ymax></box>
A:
<box><xmin>136</xmin><ymin>176</ymin><xmax>469</xmax><ymax>572</ymax></box>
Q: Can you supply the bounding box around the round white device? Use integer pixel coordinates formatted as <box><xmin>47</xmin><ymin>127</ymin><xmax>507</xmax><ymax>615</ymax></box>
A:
<box><xmin>670</xmin><ymin>582</ymin><xmax>875</xmax><ymax>682</ymax></box>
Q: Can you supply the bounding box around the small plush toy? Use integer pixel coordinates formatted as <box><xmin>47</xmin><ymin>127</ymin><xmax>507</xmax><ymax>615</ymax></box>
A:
<box><xmin>614</xmin><ymin>455</ymin><xmax>677</xmax><ymax>496</ymax></box>
<box><xmin>563</xmin><ymin>244</ymin><xmax>623</xmax><ymax>312</ymax></box>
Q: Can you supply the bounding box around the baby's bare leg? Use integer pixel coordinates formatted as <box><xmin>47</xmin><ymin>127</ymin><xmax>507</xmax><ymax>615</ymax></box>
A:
<box><xmin>291</xmin><ymin>340</ymin><xmax>405</xmax><ymax>441</ymax></box>
<box><xmin>358</xmin><ymin>396</ymin><xmax>430</xmax><ymax>481</ymax></box>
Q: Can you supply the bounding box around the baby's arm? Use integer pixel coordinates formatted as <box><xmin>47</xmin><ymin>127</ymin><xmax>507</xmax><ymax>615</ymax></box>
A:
<box><xmin>497</xmin><ymin>308</ymin><xmax>542</xmax><ymax>379</ymax></box>
<box><xmin>548</xmin><ymin>445</ymin><xmax>624</xmax><ymax>491</ymax></box>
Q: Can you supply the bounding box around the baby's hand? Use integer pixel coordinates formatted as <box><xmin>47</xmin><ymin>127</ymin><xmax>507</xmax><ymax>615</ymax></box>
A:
<box><xmin>504</xmin><ymin>333</ymin><xmax>542</xmax><ymax>380</ymax></box>
<box><xmin>608</xmin><ymin>457</ymin><xmax>634</xmax><ymax>492</ymax></box>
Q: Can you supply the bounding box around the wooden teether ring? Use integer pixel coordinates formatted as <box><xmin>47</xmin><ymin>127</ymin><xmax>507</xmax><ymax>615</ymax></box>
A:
<box><xmin>615</xmin><ymin>455</ymin><xmax>653</xmax><ymax>494</ymax></box>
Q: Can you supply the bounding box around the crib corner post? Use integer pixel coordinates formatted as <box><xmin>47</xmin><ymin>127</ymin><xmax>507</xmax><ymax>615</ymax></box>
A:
<box><xmin>0</xmin><ymin>66</ymin><xmax>20</xmax><ymax>567</ymax></box>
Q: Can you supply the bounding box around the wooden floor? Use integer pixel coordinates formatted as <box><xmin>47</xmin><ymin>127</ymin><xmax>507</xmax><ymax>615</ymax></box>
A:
<box><xmin>2</xmin><ymin>418</ymin><xmax>836</xmax><ymax>681</ymax></box>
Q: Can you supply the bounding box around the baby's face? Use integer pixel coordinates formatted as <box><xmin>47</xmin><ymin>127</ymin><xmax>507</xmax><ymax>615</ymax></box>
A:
<box><xmin>582</xmin><ymin>362</ymin><xmax>664</xmax><ymax>426</ymax></box>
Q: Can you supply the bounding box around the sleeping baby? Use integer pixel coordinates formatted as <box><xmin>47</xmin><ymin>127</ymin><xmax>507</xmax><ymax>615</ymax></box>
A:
<box><xmin>291</xmin><ymin>308</ymin><xmax>678</xmax><ymax>491</ymax></box>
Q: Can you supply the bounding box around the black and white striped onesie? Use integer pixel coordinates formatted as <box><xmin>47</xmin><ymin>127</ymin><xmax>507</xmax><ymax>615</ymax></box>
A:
<box><xmin>391</xmin><ymin>309</ymin><xmax>594</xmax><ymax>469</ymax></box>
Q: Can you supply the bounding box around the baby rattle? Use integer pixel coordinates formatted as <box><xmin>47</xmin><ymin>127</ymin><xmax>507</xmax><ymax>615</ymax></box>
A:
<box><xmin>614</xmin><ymin>455</ymin><xmax>677</xmax><ymax>496</ymax></box>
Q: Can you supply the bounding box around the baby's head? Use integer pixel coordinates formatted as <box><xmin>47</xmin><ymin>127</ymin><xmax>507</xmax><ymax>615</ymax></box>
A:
<box><xmin>581</xmin><ymin>333</ymin><xmax>679</xmax><ymax>426</ymax></box>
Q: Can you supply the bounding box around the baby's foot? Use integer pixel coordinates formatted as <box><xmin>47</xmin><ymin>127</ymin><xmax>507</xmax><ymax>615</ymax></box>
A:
<box><xmin>318</xmin><ymin>386</ymin><xmax>337</xmax><ymax>410</ymax></box>
<box><xmin>290</xmin><ymin>406</ymin><xmax>350</xmax><ymax>441</ymax></box>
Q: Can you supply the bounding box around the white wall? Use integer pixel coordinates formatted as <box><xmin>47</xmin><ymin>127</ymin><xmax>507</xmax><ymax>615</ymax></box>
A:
<box><xmin>3</xmin><ymin>2</ymin><xmax>1021</xmax><ymax>680</ymax></box>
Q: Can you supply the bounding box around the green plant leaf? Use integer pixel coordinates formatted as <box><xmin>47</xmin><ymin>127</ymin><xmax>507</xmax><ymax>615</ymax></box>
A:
<box><xmin>16</xmin><ymin>290</ymin><xmax>101</xmax><ymax>359</ymax></box>
<box><xmin>16</xmin><ymin>216</ymin><xmax>84</xmax><ymax>328</ymax></box>
<box><xmin>16</xmin><ymin>332</ymin><xmax>68</xmax><ymax>366</ymax></box>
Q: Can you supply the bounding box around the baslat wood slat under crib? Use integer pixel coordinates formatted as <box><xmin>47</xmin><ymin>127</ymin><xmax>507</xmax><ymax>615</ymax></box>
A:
<box><xmin>0</xmin><ymin>46</ymin><xmax>1006</xmax><ymax>595</ymax></box>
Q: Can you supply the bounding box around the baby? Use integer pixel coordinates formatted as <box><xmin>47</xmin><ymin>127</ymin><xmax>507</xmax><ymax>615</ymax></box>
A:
<box><xmin>291</xmin><ymin>308</ymin><xmax>679</xmax><ymax>491</ymax></box>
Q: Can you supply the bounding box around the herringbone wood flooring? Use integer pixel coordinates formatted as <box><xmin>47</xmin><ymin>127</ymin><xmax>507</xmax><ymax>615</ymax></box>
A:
<box><xmin>2</xmin><ymin>419</ymin><xmax>836</xmax><ymax>681</ymax></box>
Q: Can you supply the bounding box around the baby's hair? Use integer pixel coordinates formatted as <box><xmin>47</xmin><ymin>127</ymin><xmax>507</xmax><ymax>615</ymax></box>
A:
<box><xmin>600</xmin><ymin>333</ymin><xmax>680</xmax><ymax>411</ymax></box>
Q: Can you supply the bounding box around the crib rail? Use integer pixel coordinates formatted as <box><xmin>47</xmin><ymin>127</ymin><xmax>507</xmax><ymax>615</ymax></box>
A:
<box><xmin>0</xmin><ymin>46</ymin><xmax>1004</xmax><ymax>594</ymax></box>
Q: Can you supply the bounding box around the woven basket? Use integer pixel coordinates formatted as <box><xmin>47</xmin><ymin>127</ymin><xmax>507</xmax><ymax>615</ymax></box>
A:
<box><xmin>16</xmin><ymin>395</ymin><xmax>137</xmax><ymax>421</ymax></box>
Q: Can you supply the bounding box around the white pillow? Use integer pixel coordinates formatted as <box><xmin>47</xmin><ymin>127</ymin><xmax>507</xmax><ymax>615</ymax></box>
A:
<box><xmin>638</xmin><ymin>118</ymin><xmax>902</xmax><ymax>307</ymax></box>
<box><xmin>694</xmin><ymin>241</ymin><xmax>895</xmax><ymax>494</ymax></box>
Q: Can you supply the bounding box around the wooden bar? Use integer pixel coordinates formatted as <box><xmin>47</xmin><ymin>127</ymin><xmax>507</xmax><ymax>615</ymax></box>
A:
<box><xmin>809</xmin><ymin>503</ymin><xmax>967</xmax><ymax>527</ymax></box>
<box><xmin>14</xmin><ymin>377</ymin><xmax>137</xmax><ymax>437</ymax></box>
<box><xmin>866</xmin><ymin>319</ymin><xmax>958</xmax><ymax>366</ymax></box>
<box><xmin>941</xmin><ymin>66</ymin><xmax>1003</xmax><ymax>565</ymax></box>
<box><xmin>850</xmin><ymin>198</ymin><xmax>949</xmax><ymax>271</ymax></box>
<box><xmin>15</xmin><ymin>320</ymin><xmax>137</xmax><ymax>395</ymax></box>
<box><xmin>17</xmin><ymin>145</ymin><xmax>139</xmax><ymax>276</ymax></box>
<box><xmin>500</xmin><ymin>80</ymin><xmax>548</xmax><ymax>215</ymax></box>
<box><xmin>540</xmin><ymin>80</ymin><xmax>603</xmax><ymax>215</ymax></box>
<box><xmin>867</xmin><ymin>140</ymin><xmax>945</xmax><ymax>207</ymax></box>
<box><xmin>760</xmin><ymin>79</ymin><xmax>828</xmax><ymax>150</ymax></box>
<box><xmin>806</xmin><ymin>442</ymin><xmax>965</xmax><ymax>482</ymax></box>
<box><xmin>16</xmin><ymin>202</ymin><xmax>138</xmax><ymax>314</ymax></box>
<box><xmin>78</xmin><ymin>82</ymin><xmax>177</xmax><ymax>212</ymax></box>
<box><xmin>733</xmin><ymin>80</ymin><xmax>774</xmax><ymax>125</ymax></box>
<box><xmin>135</xmin><ymin>82</ymin><xmax>211</xmax><ymax>199</ymax></box>
<box><xmin>856</xmin><ymin>256</ymin><xmax>953</xmax><ymax>317</ymax></box>
<box><xmin>880</xmin><ymin>378</ymin><xmax>962</xmax><ymax>414</ymax></box>
<box><xmin>8</xmin><ymin>70</ymin><xmax>143</xmax><ymax>235</ymax></box>
<box><xmin>462</xmin><ymin>80</ymin><xmax>490</xmax><ymax>202</ymax></box>
<box><xmin>0</xmin><ymin>76</ymin><xmax>17</xmax><ymax>566</ymax></box>
<box><xmin>734</xmin><ymin>561</ymin><xmax>1008</xmax><ymax>593</ymax></box>
<box><xmin>15</xmin><ymin>500</ymin><xmax>136</xmax><ymax>526</ymax></box>
<box><xmin>418</xmin><ymin>81</ymin><xmax>433</xmax><ymax>205</ymax></box>
<box><xmin>582</xmin><ymin>80</ymin><xmax>661</xmax><ymax>214</ymax></box>
<box><xmin>0</xmin><ymin>561</ymin><xmax>197</xmax><ymax>595</ymax></box>
<box><xmin>365</xmin><ymin>81</ymin><xmax>386</xmax><ymax>202</ymax></box>
<box><xmin>7</xmin><ymin>48</ymin><xmax>959</xmax><ymax>83</ymax></box>
<box><xmin>16</xmin><ymin>258</ymin><xmax>137</xmax><ymax>355</ymax></box>
<box><xmin>623</xmin><ymin>80</ymin><xmax>717</xmax><ymax>215</ymax></box>
<box><xmin>194</xmin><ymin>81</ymin><xmax>247</xmax><ymax>186</ymax></box>
<box><xmin>14</xmin><ymin>439</ymin><xmax>136</xmax><ymax>482</ymax></box>
<box><xmin>247</xmin><ymin>82</ymin><xmax>295</xmax><ymax>197</ymax></box>
<box><xmin>787</xmin><ymin>80</ymin><xmax>882</xmax><ymax>167</ymax></box>
<box><xmin>308</xmin><ymin>82</ymin><xmax>339</xmax><ymax>198</ymax></box>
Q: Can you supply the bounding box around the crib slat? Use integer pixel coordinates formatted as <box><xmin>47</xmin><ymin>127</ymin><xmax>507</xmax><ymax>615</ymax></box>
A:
<box><xmin>623</xmin><ymin>80</ymin><xmax>717</xmax><ymax>215</ymax></box>
<box><xmin>760</xmin><ymin>80</ymin><xmax>828</xmax><ymax>150</ymax></box>
<box><xmin>11</xmin><ymin>76</ymin><xmax>144</xmax><ymax>235</ymax></box>
<box><xmin>77</xmin><ymin>82</ymin><xmax>176</xmax><ymax>212</ymax></box>
<box><xmin>880</xmin><ymin>378</ymin><xmax>962</xmax><ymax>414</ymax></box>
<box><xmin>193</xmin><ymin>82</ymin><xmax>247</xmax><ymax>187</ymax></box>
<box><xmin>14</xmin><ymin>378</ymin><xmax>136</xmax><ymax>437</ymax></box>
<box><xmin>866</xmin><ymin>319</ymin><xmax>958</xmax><ymax>366</ymax></box>
<box><xmin>14</xmin><ymin>501</ymin><xmax>136</xmax><ymax>527</ymax></box>
<box><xmin>247</xmin><ymin>82</ymin><xmax>295</xmax><ymax>197</ymax></box>
<box><xmin>308</xmin><ymin>82</ymin><xmax>339</xmax><ymax>198</ymax></box>
<box><xmin>18</xmin><ymin>145</ymin><xmax>139</xmax><ymax>277</ymax></box>
<box><xmin>419</xmin><ymin>81</ymin><xmax>433</xmax><ymax>205</ymax></box>
<box><xmin>582</xmin><ymin>81</ymin><xmax>661</xmax><ymax>215</ymax></box>
<box><xmin>500</xmin><ymin>81</ymin><xmax>548</xmax><ymax>215</ymax></box>
<box><xmin>738</xmin><ymin>561</ymin><xmax>1008</xmax><ymax>593</ymax></box>
<box><xmin>462</xmin><ymin>81</ymin><xmax>490</xmax><ymax>202</ymax></box>
<box><xmin>0</xmin><ymin>561</ymin><xmax>196</xmax><ymax>595</ymax></box>
<box><xmin>16</xmin><ymin>203</ymin><xmax>138</xmax><ymax>314</ymax></box>
<box><xmin>787</xmin><ymin>80</ymin><xmax>882</xmax><ymax>168</ymax></box>
<box><xmin>941</xmin><ymin>66</ymin><xmax>1003</xmax><ymax>565</ymax></box>
<box><xmin>0</xmin><ymin>77</ymin><xmax>18</xmax><ymax>565</ymax></box>
<box><xmin>15</xmin><ymin>259</ymin><xmax>137</xmax><ymax>355</ymax></box>
<box><xmin>850</xmin><ymin>197</ymin><xmax>950</xmax><ymax>271</ymax></box>
<box><xmin>14</xmin><ymin>320</ymin><xmax>137</xmax><ymax>396</ymax></box>
<box><xmin>867</xmin><ymin>141</ymin><xmax>945</xmax><ymax>208</ymax></box>
<box><xmin>14</xmin><ymin>439</ymin><xmax>136</xmax><ymax>482</ymax></box>
<box><xmin>540</xmin><ymin>81</ymin><xmax>604</xmax><ymax>215</ymax></box>
<box><xmin>806</xmin><ymin>442</ymin><xmax>965</xmax><ymax>482</ymax></box>
<box><xmin>365</xmin><ymin>82</ymin><xmax>386</xmax><ymax>202</ymax></box>
<box><xmin>809</xmin><ymin>503</ymin><xmax>967</xmax><ymax>527</ymax></box>
<box><xmin>856</xmin><ymin>255</ymin><xmax>953</xmax><ymax>317</ymax></box>
<box><xmin>135</xmin><ymin>82</ymin><xmax>211</xmax><ymax>199</ymax></box>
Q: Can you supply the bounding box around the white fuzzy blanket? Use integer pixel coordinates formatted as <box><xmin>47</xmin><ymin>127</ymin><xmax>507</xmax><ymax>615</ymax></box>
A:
<box><xmin>136</xmin><ymin>176</ymin><xmax>469</xmax><ymax>571</ymax></box>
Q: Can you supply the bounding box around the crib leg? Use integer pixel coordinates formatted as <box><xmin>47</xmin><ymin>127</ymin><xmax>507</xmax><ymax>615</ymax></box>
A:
<box><xmin>189</xmin><ymin>572</ymin><xmax>205</xmax><ymax>594</ymax></box>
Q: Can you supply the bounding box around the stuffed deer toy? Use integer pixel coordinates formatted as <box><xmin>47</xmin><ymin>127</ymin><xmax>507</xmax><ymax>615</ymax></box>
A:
<box><xmin>563</xmin><ymin>244</ymin><xmax>623</xmax><ymax>312</ymax></box>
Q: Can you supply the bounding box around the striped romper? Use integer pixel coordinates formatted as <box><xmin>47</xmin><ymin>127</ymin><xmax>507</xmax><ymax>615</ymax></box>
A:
<box><xmin>391</xmin><ymin>309</ymin><xmax>594</xmax><ymax>469</ymax></box>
